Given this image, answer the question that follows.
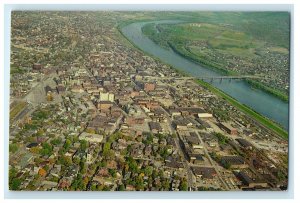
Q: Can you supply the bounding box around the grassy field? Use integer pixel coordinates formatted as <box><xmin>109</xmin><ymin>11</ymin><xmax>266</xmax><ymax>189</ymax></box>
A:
<box><xmin>142</xmin><ymin>12</ymin><xmax>290</xmax><ymax>101</ymax></box>
<box><xmin>10</xmin><ymin>101</ymin><xmax>27</xmax><ymax>121</ymax></box>
<box><xmin>117</xmin><ymin>17</ymin><xmax>288</xmax><ymax>140</ymax></box>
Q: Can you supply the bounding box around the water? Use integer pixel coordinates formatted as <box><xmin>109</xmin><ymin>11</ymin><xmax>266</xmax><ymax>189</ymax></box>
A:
<box><xmin>121</xmin><ymin>20</ymin><xmax>289</xmax><ymax>130</ymax></box>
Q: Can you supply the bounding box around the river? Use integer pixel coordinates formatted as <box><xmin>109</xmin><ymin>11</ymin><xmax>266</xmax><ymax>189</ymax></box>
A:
<box><xmin>121</xmin><ymin>20</ymin><xmax>289</xmax><ymax>130</ymax></box>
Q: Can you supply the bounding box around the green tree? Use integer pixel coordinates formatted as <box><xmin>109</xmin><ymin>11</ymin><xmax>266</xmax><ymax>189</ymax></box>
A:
<box><xmin>73</xmin><ymin>156</ymin><xmax>81</xmax><ymax>165</ymax></box>
<box><xmin>108</xmin><ymin>169</ymin><xmax>117</xmax><ymax>178</ymax></box>
<box><xmin>127</xmin><ymin>156</ymin><xmax>138</xmax><ymax>173</ymax></box>
<box><xmin>80</xmin><ymin>159</ymin><xmax>87</xmax><ymax>174</ymax></box>
<box><xmin>63</xmin><ymin>139</ymin><xmax>72</xmax><ymax>151</ymax></box>
<box><xmin>50</xmin><ymin>137</ymin><xmax>62</xmax><ymax>146</ymax></box>
<box><xmin>179</xmin><ymin>179</ymin><xmax>188</xmax><ymax>191</ymax></box>
<box><xmin>118</xmin><ymin>184</ymin><xmax>125</xmax><ymax>191</ymax></box>
<box><xmin>10</xmin><ymin>178</ymin><xmax>22</xmax><ymax>190</ymax></box>
<box><xmin>9</xmin><ymin>143</ymin><xmax>18</xmax><ymax>153</ymax></box>
<box><xmin>162</xmin><ymin>179</ymin><xmax>170</xmax><ymax>190</ymax></box>
<box><xmin>40</xmin><ymin>142</ymin><xmax>53</xmax><ymax>156</ymax></box>
<box><xmin>144</xmin><ymin>166</ymin><xmax>153</xmax><ymax>176</ymax></box>
<box><xmin>80</xmin><ymin>140</ymin><xmax>88</xmax><ymax>152</ymax></box>
<box><xmin>103</xmin><ymin>142</ymin><xmax>111</xmax><ymax>155</ymax></box>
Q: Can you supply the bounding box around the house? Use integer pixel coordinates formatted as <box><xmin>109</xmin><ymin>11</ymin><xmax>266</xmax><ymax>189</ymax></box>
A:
<box><xmin>41</xmin><ymin>181</ymin><xmax>58</xmax><ymax>190</ymax></box>
<box><xmin>148</xmin><ymin>122</ymin><xmax>163</xmax><ymax>134</ymax></box>
<box><xmin>236</xmin><ymin>138</ymin><xmax>253</xmax><ymax>150</ymax></box>
<box><xmin>56</xmin><ymin>85</ymin><xmax>66</xmax><ymax>94</ymax></box>
<box><xmin>144</xmin><ymin>145</ymin><xmax>152</xmax><ymax>156</ymax></box>
<box><xmin>79</xmin><ymin>132</ymin><xmax>104</xmax><ymax>143</ymax></box>
<box><xmin>198</xmin><ymin>113</ymin><xmax>213</xmax><ymax>119</ymax></box>
<box><xmin>126</xmin><ymin>185</ymin><xmax>136</xmax><ymax>191</ymax></box>
<box><xmin>44</xmin><ymin>85</ymin><xmax>53</xmax><ymax>94</ymax></box>
<box><xmin>169</xmin><ymin>109</ymin><xmax>182</xmax><ymax>118</ymax></box>
<box><xmin>221</xmin><ymin>156</ymin><xmax>247</xmax><ymax>168</ymax></box>
<box><xmin>186</xmin><ymin>135</ymin><xmax>201</xmax><ymax>145</ymax></box>
<box><xmin>165</xmin><ymin>158</ymin><xmax>184</xmax><ymax>169</ymax></box>
<box><xmin>177</xmin><ymin>107</ymin><xmax>208</xmax><ymax>116</ymax></box>
<box><xmin>144</xmin><ymin>82</ymin><xmax>156</xmax><ymax>92</ymax></box>
<box><xmin>188</xmin><ymin>154</ymin><xmax>205</xmax><ymax>164</ymax></box>
<box><xmin>219</xmin><ymin>122</ymin><xmax>238</xmax><ymax>135</ymax></box>
<box><xmin>32</xmin><ymin>63</ymin><xmax>42</xmax><ymax>71</ymax></box>
<box><xmin>173</xmin><ymin>119</ymin><xmax>193</xmax><ymax>131</ymax></box>
<box><xmin>58</xmin><ymin>177</ymin><xmax>72</xmax><ymax>190</ymax></box>
<box><xmin>126</xmin><ymin>117</ymin><xmax>145</xmax><ymax>126</ymax></box>
<box><xmin>26</xmin><ymin>142</ymin><xmax>39</xmax><ymax>149</ymax></box>
<box><xmin>196</xmin><ymin>118</ymin><xmax>212</xmax><ymax>130</ymax></box>
<box><xmin>191</xmin><ymin>167</ymin><xmax>217</xmax><ymax>179</ymax></box>
<box><xmin>236</xmin><ymin>171</ymin><xmax>268</xmax><ymax>189</ymax></box>
<box><xmin>96</xmin><ymin>101</ymin><xmax>114</xmax><ymax>111</ymax></box>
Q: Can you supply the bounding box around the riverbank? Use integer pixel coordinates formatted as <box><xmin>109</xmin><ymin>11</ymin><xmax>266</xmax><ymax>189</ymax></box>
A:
<box><xmin>169</xmin><ymin>42</ymin><xmax>289</xmax><ymax>102</ymax></box>
<box><xmin>142</xmin><ymin>23</ymin><xmax>289</xmax><ymax>103</ymax></box>
<box><xmin>117</xmin><ymin>21</ymin><xmax>288</xmax><ymax>140</ymax></box>
<box><xmin>196</xmin><ymin>79</ymin><xmax>288</xmax><ymax>139</ymax></box>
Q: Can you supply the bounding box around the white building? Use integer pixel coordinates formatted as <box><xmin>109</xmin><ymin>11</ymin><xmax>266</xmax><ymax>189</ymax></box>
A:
<box><xmin>99</xmin><ymin>92</ymin><xmax>114</xmax><ymax>102</ymax></box>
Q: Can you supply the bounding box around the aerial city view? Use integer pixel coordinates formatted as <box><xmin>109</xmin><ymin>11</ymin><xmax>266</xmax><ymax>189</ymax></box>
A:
<box><xmin>9</xmin><ymin>11</ymin><xmax>289</xmax><ymax>191</ymax></box>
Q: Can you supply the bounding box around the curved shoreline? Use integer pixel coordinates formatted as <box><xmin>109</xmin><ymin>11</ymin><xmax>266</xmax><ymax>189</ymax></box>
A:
<box><xmin>169</xmin><ymin>43</ymin><xmax>289</xmax><ymax>102</ymax></box>
<box><xmin>143</xmin><ymin>23</ymin><xmax>289</xmax><ymax>102</ymax></box>
<box><xmin>116</xmin><ymin>21</ymin><xmax>288</xmax><ymax>139</ymax></box>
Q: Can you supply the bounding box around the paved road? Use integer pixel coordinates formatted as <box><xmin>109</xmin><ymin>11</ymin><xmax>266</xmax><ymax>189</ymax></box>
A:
<box><xmin>196</xmin><ymin>131</ymin><xmax>230</xmax><ymax>190</ymax></box>
<box><xmin>174</xmin><ymin>134</ymin><xmax>195</xmax><ymax>189</ymax></box>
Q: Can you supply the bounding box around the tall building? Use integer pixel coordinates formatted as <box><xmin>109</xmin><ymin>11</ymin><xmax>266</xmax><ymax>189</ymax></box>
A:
<box><xmin>99</xmin><ymin>92</ymin><xmax>114</xmax><ymax>102</ymax></box>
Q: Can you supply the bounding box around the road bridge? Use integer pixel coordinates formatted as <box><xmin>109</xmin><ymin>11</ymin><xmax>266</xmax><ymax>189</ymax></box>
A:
<box><xmin>198</xmin><ymin>75</ymin><xmax>263</xmax><ymax>81</ymax></box>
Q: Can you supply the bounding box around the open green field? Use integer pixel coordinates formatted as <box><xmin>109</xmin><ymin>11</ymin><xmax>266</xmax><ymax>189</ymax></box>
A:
<box><xmin>117</xmin><ymin>18</ymin><xmax>288</xmax><ymax>140</ymax></box>
<box><xmin>142</xmin><ymin>12</ymin><xmax>290</xmax><ymax>101</ymax></box>
<box><xmin>10</xmin><ymin>101</ymin><xmax>27</xmax><ymax>121</ymax></box>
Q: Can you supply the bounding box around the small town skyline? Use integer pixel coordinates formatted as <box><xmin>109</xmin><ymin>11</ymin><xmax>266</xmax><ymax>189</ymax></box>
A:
<box><xmin>9</xmin><ymin>11</ymin><xmax>289</xmax><ymax>191</ymax></box>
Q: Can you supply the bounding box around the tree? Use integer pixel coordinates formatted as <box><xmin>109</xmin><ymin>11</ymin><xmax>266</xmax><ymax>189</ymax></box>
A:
<box><xmin>80</xmin><ymin>140</ymin><xmax>88</xmax><ymax>152</ymax></box>
<box><xmin>59</xmin><ymin>155</ymin><xmax>72</xmax><ymax>166</ymax></box>
<box><xmin>9</xmin><ymin>143</ymin><xmax>18</xmax><ymax>153</ymax></box>
<box><xmin>144</xmin><ymin>166</ymin><xmax>153</xmax><ymax>176</ymax></box>
<box><xmin>91</xmin><ymin>184</ymin><xmax>97</xmax><ymax>191</ymax></box>
<box><xmin>162</xmin><ymin>179</ymin><xmax>170</xmax><ymax>190</ymax></box>
<box><xmin>63</xmin><ymin>139</ymin><xmax>72</xmax><ymax>151</ymax></box>
<box><xmin>80</xmin><ymin>160</ymin><xmax>87</xmax><ymax>174</ymax></box>
<box><xmin>29</xmin><ymin>146</ymin><xmax>41</xmax><ymax>154</ymax></box>
<box><xmin>222</xmin><ymin>161</ymin><xmax>231</xmax><ymax>169</ymax></box>
<box><xmin>179</xmin><ymin>179</ymin><xmax>188</xmax><ymax>191</ymax></box>
<box><xmin>73</xmin><ymin>156</ymin><xmax>81</xmax><ymax>165</ymax></box>
<box><xmin>86</xmin><ymin>128</ymin><xmax>96</xmax><ymax>134</ymax></box>
<box><xmin>118</xmin><ymin>184</ymin><xmax>125</xmax><ymax>191</ymax></box>
<box><xmin>50</xmin><ymin>137</ymin><xmax>62</xmax><ymax>146</ymax></box>
<box><xmin>38</xmin><ymin>168</ymin><xmax>47</xmax><ymax>177</ymax></box>
<box><xmin>103</xmin><ymin>142</ymin><xmax>111</xmax><ymax>154</ymax></box>
<box><xmin>159</xmin><ymin>147</ymin><xmax>169</xmax><ymax>159</ymax></box>
<box><xmin>9</xmin><ymin>167</ymin><xmax>21</xmax><ymax>190</ymax></box>
<box><xmin>10</xmin><ymin>178</ymin><xmax>21</xmax><ymax>190</ymax></box>
<box><xmin>108</xmin><ymin>169</ymin><xmax>117</xmax><ymax>178</ymax></box>
<box><xmin>83</xmin><ymin>176</ymin><xmax>89</xmax><ymax>187</ymax></box>
<box><xmin>213</xmin><ymin>132</ymin><xmax>228</xmax><ymax>145</ymax></box>
<box><xmin>127</xmin><ymin>156</ymin><xmax>138</xmax><ymax>173</ymax></box>
<box><xmin>40</xmin><ymin>142</ymin><xmax>53</xmax><ymax>156</ymax></box>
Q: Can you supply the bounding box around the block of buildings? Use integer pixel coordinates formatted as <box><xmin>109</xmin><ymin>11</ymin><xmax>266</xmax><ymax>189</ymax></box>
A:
<box><xmin>79</xmin><ymin>132</ymin><xmax>104</xmax><ymax>143</ymax></box>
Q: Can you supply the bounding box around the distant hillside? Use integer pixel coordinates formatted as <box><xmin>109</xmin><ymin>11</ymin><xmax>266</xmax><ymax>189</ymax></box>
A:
<box><xmin>165</xmin><ymin>12</ymin><xmax>290</xmax><ymax>48</ymax></box>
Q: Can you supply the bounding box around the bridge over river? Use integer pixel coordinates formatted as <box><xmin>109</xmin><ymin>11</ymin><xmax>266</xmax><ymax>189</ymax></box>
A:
<box><xmin>144</xmin><ymin>75</ymin><xmax>263</xmax><ymax>81</ymax></box>
<box><xmin>121</xmin><ymin>20</ymin><xmax>288</xmax><ymax>130</ymax></box>
<box><xmin>198</xmin><ymin>75</ymin><xmax>263</xmax><ymax>81</ymax></box>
